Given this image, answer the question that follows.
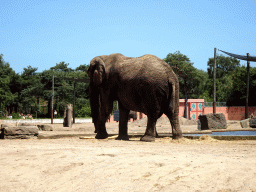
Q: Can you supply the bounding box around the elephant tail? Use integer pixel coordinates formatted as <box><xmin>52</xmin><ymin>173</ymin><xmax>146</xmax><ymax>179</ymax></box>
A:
<box><xmin>168</xmin><ymin>78</ymin><xmax>179</xmax><ymax>115</ymax></box>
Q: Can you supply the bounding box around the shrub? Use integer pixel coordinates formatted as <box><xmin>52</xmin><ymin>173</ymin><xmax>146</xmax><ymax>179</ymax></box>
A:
<box><xmin>77</xmin><ymin>106</ymin><xmax>91</xmax><ymax>117</ymax></box>
<box><xmin>12</xmin><ymin>112</ymin><xmax>20</xmax><ymax>119</ymax></box>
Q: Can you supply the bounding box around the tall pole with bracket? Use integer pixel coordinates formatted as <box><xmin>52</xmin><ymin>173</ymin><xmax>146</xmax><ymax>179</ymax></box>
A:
<box><xmin>245</xmin><ymin>53</ymin><xmax>250</xmax><ymax>119</ymax></box>
<box><xmin>213</xmin><ymin>48</ymin><xmax>216</xmax><ymax>114</ymax></box>
<box><xmin>51</xmin><ymin>75</ymin><xmax>54</xmax><ymax>124</ymax></box>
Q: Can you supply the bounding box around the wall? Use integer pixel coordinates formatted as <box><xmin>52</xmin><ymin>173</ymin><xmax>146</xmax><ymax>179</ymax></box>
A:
<box><xmin>108</xmin><ymin>100</ymin><xmax>256</xmax><ymax>122</ymax></box>
<box><xmin>204</xmin><ymin>106</ymin><xmax>256</xmax><ymax>120</ymax></box>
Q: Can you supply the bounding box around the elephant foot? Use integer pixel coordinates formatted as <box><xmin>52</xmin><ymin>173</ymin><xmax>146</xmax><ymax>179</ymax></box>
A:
<box><xmin>95</xmin><ymin>132</ymin><xmax>109</xmax><ymax>139</ymax></box>
<box><xmin>115</xmin><ymin>135</ymin><xmax>129</xmax><ymax>141</ymax></box>
<box><xmin>172</xmin><ymin>133</ymin><xmax>183</xmax><ymax>140</ymax></box>
<box><xmin>140</xmin><ymin>135</ymin><xmax>155</xmax><ymax>142</ymax></box>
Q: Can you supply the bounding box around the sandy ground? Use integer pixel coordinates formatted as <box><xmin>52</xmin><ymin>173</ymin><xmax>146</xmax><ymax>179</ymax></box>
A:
<box><xmin>1</xmin><ymin>120</ymin><xmax>256</xmax><ymax>192</ymax></box>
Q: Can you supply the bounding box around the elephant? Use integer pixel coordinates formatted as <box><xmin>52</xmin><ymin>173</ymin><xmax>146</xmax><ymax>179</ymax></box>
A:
<box><xmin>87</xmin><ymin>53</ymin><xmax>182</xmax><ymax>142</ymax></box>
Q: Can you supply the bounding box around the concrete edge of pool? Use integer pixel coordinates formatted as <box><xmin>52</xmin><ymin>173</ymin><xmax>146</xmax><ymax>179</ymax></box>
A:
<box><xmin>36</xmin><ymin>129</ymin><xmax>256</xmax><ymax>140</ymax></box>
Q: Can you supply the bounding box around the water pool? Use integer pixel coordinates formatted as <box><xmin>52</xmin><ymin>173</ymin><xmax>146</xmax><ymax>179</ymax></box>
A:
<box><xmin>184</xmin><ymin>131</ymin><xmax>256</xmax><ymax>136</ymax></box>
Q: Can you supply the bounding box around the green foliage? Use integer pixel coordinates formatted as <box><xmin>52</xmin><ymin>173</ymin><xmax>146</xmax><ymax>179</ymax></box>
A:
<box><xmin>77</xmin><ymin>106</ymin><xmax>91</xmax><ymax>117</ymax></box>
<box><xmin>0</xmin><ymin>102</ymin><xmax>7</xmax><ymax>118</ymax></box>
<box><xmin>12</xmin><ymin>112</ymin><xmax>20</xmax><ymax>119</ymax></box>
<box><xmin>227</xmin><ymin>66</ymin><xmax>256</xmax><ymax>106</ymax></box>
<box><xmin>207</xmin><ymin>55</ymin><xmax>240</xmax><ymax>78</ymax></box>
<box><xmin>0</xmin><ymin>55</ymin><xmax>90</xmax><ymax>118</ymax></box>
<box><xmin>50</xmin><ymin>62</ymin><xmax>74</xmax><ymax>72</ymax></box>
<box><xmin>1</xmin><ymin>51</ymin><xmax>255</xmax><ymax>117</ymax></box>
<box><xmin>164</xmin><ymin>51</ymin><xmax>206</xmax><ymax>99</ymax></box>
<box><xmin>76</xmin><ymin>99</ymin><xmax>91</xmax><ymax>117</ymax></box>
<box><xmin>205</xmin><ymin>55</ymin><xmax>241</xmax><ymax>103</ymax></box>
<box><xmin>0</xmin><ymin>54</ymin><xmax>19</xmax><ymax>111</ymax></box>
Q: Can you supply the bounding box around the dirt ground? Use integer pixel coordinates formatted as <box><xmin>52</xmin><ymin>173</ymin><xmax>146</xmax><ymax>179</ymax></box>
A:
<box><xmin>1</xmin><ymin>120</ymin><xmax>256</xmax><ymax>192</ymax></box>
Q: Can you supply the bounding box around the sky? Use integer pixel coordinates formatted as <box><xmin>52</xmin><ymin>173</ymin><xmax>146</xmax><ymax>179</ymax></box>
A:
<box><xmin>1</xmin><ymin>0</ymin><xmax>256</xmax><ymax>74</ymax></box>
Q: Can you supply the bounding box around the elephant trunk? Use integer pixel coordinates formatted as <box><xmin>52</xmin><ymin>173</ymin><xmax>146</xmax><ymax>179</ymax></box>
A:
<box><xmin>89</xmin><ymin>85</ymin><xmax>100</xmax><ymax>131</ymax></box>
<box><xmin>87</xmin><ymin>56</ymin><xmax>106</xmax><ymax>133</ymax></box>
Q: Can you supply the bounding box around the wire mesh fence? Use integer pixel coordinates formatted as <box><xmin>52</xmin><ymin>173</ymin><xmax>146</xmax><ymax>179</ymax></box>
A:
<box><xmin>204</xmin><ymin>102</ymin><xmax>227</xmax><ymax>107</ymax></box>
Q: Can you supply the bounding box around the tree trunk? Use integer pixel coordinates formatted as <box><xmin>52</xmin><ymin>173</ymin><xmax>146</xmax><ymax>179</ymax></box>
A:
<box><xmin>184</xmin><ymin>94</ymin><xmax>188</xmax><ymax>119</ymax></box>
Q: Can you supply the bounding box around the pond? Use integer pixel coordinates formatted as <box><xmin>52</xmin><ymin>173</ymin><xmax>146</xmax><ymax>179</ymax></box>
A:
<box><xmin>184</xmin><ymin>131</ymin><xmax>256</xmax><ymax>136</ymax></box>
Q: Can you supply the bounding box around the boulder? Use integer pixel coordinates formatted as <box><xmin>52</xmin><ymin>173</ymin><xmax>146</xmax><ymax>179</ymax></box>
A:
<box><xmin>19</xmin><ymin>122</ymin><xmax>37</xmax><ymax>126</ymax></box>
<box><xmin>1</xmin><ymin>126</ymin><xmax>39</xmax><ymax>139</ymax></box>
<box><xmin>240</xmin><ymin>118</ymin><xmax>250</xmax><ymax>128</ymax></box>
<box><xmin>1</xmin><ymin>124</ymin><xmax>9</xmax><ymax>128</ymax></box>
<box><xmin>63</xmin><ymin>104</ymin><xmax>73</xmax><ymax>128</ymax></box>
<box><xmin>1</xmin><ymin>123</ymin><xmax>17</xmax><ymax>128</ymax></box>
<box><xmin>199</xmin><ymin>113</ymin><xmax>227</xmax><ymax>130</ymax></box>
<box><xmin>249</xmin><ymin>117</ymin><xmax>256</xmax><ymax>128</ymax></box>
<box><xmin>37</xmin><ymin>124</ymin><xmax>53</xmax><ymax>131</ymax></box>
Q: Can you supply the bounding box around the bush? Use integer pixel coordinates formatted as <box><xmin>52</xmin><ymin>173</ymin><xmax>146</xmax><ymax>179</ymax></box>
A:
<box><xmin>77</xmin><ymin>106</ymin><xmax>91</xmax><ymax>117</ymax></box>
<box><xmin>12</xmin><ymin>112</ymin><xmax>20</xmax><ymax>119</ymax></box>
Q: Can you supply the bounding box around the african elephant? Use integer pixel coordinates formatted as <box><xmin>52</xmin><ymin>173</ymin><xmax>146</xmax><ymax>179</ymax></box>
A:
<box><xmin>87</xmin><ymin>53</ymin><xmax>182</xmax><ymax>142</ymax></box>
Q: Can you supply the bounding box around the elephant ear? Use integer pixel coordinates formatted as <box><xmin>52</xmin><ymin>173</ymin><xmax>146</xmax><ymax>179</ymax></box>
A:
<box><xmin>90</xmin><ymin>57</ymin><xmax>106</xmax><ymax>86</ymax></box>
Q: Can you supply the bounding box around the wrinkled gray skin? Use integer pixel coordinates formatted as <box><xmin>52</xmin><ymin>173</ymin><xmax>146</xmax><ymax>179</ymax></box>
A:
<box><xmin>87</xmin><ymin>53</ymin><xmax>182</xmax><ymax>142</ymax></box>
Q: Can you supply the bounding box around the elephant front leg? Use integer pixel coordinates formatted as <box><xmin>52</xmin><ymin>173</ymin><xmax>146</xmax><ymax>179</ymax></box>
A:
<box><xmin>116</xmin><ymin>105</ymin><xmax>129</xmax><ymax>140</ymax></box>
<box><xmin>95</xmin><ymin>121</ymin><xmax>108</xmax><ymax>139</ymax></box>
<box><xmin>95</xmin><ymin>99</ymin><xmax>113</xmax><ymax>139</ymax></box>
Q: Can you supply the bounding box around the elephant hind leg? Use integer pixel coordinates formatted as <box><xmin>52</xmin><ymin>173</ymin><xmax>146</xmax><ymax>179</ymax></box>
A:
<box><xmin>116</xmin><ymin>102</ymin><xmax>130</xmax><ymax>140</ymax></box>
<box><xmin>140</xmin><ymin>115</ymin><xmax>158</xmax><ymax>142</ymax></box>
<box><xmin>164</xmin><ymin>107</ymin><xmax>182</xmax><ymax>139</ymax></box>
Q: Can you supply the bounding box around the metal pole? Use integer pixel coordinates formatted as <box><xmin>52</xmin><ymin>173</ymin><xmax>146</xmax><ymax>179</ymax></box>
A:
<box><xmin>245</xmin><ymin>53</ymin><xmax>250</xmax><ymax>119</ymax></box>
<box><xmin>51</xmin><ymin>75</ymin><xmax>54</xmax><ymax>124</ymax></box>
<box><xmin>73</xmin><ymin>79</ymin><xmax>76</xmax><ymax>124</ymax></box>
<box><xmin>213</xmin><ymin>48</ymin><xmax>216</xmax><ymax>114</ymax></box>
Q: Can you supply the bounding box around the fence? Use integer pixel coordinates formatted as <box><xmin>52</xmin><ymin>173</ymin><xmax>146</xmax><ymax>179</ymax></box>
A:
<box><xmin>109</xmin><ymin>100</ymin><xmax>255</xmax><ymax>122</ymax></box>
<box><xmin>204</xmin><ymin>102</ymin><xmax>226</xmax><ymax>107</ymax></box>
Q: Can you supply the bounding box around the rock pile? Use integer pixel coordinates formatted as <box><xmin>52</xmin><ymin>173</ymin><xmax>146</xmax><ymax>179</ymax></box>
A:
<box><xmin>0</xmin><ymin>123</ymin><xmax>53</xmax><ymax>139</ymax></box>
<box><xmin>1</xmin><ymin>124</ymin><xmax>38</xmax><ymax>139</ymax></box>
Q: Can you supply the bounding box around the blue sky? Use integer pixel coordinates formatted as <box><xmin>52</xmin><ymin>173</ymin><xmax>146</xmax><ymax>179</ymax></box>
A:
<box><xmin>1</xmin><ymin>0</ymin><xmax>256</xmax><ymax>74</ymax></box>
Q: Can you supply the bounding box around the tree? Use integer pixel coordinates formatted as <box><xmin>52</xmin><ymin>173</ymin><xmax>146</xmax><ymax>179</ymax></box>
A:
<box><xmin>227</xmin><ymin>66</ymin><xmax>256</xmax><ymax>106</ymax></box>
<box><xmin>39</xmin><ymin>61</ymin><xmax>90</xmax><ymax>118</ymax></box>
<box><xmin>0</xmin><ymin>54</ymin><xmax>18</xmax><ymax>116</ymax></box>
<box><xmin>75</xmin><ymin>64</ymin><xmax>89</xmax><ymax>72</ymax></box>
<box><xmin>206</xmin><ymin>55</ymin><xmax>240</xmax><ymax>103</ymax></box>
<box><xmin>207</xmin><ymin>54</ymin><xmax>240</xmax><ymax>79</ymax></box>
<box><xmin>50</xmin><ymin>62</ymin><xmax>74</xmax><ymax>73</ymax></box>
<box><xmin>19</xmin><ymin>66</ymin><xmax>42</xmax><ymax>115</ymax></box>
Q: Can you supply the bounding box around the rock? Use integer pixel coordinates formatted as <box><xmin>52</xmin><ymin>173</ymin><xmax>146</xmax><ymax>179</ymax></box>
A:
<box><xmin>240</xmin><ymin>119</ymin><xmax>250</xmax><ymax>128</ymax></box>
<box><xmin>1</xmin><ymin>123</ymin><xmax>16</xmax><ymax>128</ymax></box>
<box><xmin>63</xmin><ymin>104</ymin><xmax>73</xmax><ymax>128</ymax></box>
<box><xmin>1</xmin><ymin>126</ymin><xmax>39</xmax><ymax>139</ymax></box>
<box><xmin>37</xmin><ymin>125</ymin><xmax>53</xmax><ymax>131</ymax></box>
<box><xmin>249</xmin><ymin>117</ymin><xmax>256</xmax><ymax>128</ymax></box>
<box><xmin>19</xmin><ymin>123</ymin><xmax>37</xmax><ymax>126</ymax></box>
<box><xmin>199</xmin><ymin>113</ymin><xmax>227</xmax><ymax>130</ymax></box>
<box><xmin>1</xmin><ymin>124</ymin><xmax>9</xmax><ymax>128</ymax></box>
